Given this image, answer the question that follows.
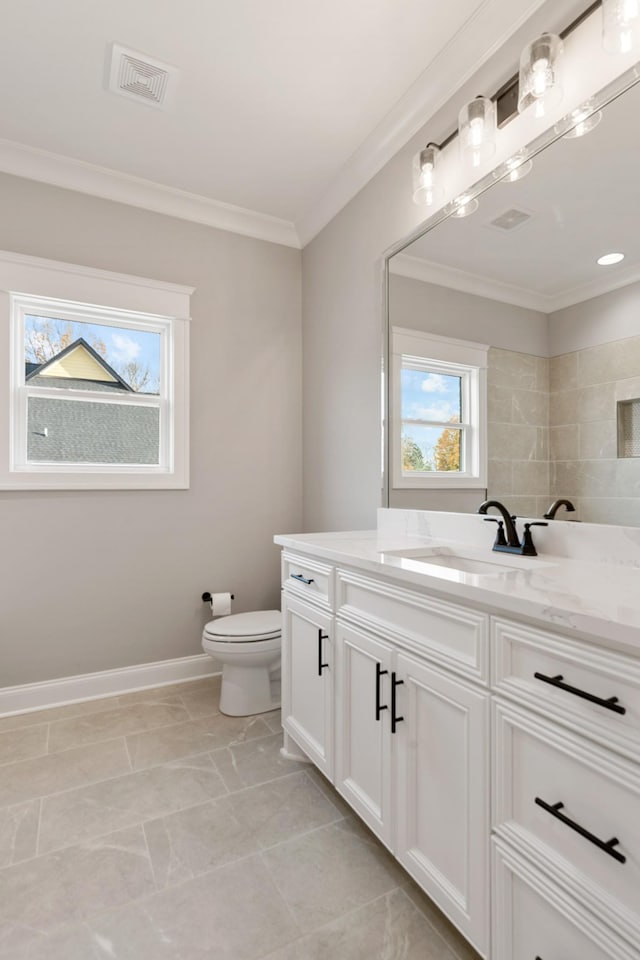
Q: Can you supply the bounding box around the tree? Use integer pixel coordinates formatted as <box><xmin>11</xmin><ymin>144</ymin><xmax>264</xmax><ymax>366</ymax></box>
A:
<box><xmin>118</xmin><ymin>360</ymin><xmax>158</xmax><ymax>394</ymax></box>
<box><xmin>434</xmin><ymin>420</ymin><xmax>461</xmax><ymax>472</ymax></box>
<box><xmin>401</xmin><ymin>435</ymin><xmax>431</xmax><ymax>472</ymax></box>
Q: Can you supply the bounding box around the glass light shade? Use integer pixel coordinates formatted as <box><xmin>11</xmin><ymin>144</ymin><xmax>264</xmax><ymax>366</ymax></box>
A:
<box><xmin>458</xmin><ymin>97</ymin><xmax>497</xmax><ymax>169</ymax></box>
<box><xmin>412</xmin><ymin>144</ymin><xmax>443</xmax><ymax>206</ymax></box>
<box><xmin>563</xmin><ymin>101</ymin><xmax>603</xmax><ymax>138</ymax></box>
<box><xmin>603</xmin><ymin>0</ymin><xmax>640</xmax><ymax>53</ymax></box>
<box><xmin>518</xmin><ymin>33</ymin><xmax>564</xmax><ymax>118</ymax></box>
<box><xmin>451</xmin><ymin>195</ymin><xmax>479</xmax><ymax>219</ymax></box>
<box><xmin>492</xmin><ymin>151</ymin><xmax>533</xmax><ymax>183</ymax></box>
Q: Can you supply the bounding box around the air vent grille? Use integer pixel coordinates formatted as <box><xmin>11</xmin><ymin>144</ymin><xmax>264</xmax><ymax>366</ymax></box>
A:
<box><xmin>489</xmin><ymin>208</ymin><xmax>532</xmax><ymax>231</ymax></box>
<box><xmin>108</xmin><ymin>44</ymin><xmax>178</xmax><ymax>109</ymax></box>
<box><xmin>118</xmin><ymin>55</ymin><xmax>169</xmax><ymax>104</ymax></box>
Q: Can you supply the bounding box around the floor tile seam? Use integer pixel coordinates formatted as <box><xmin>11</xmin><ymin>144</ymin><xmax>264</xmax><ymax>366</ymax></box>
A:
<box><xmin>396</xmin><ymin>886</ymin><xmax>477</xmax><ymax>960</ymax></box>
<box><xmin>2</xmin><ymin>786</ymin><xmax>347</xmax><ymax>872</ymax></box>
<box><xmin>216</xmin><ymin>762</ymin><xmax>316</xmax><ymax>797</ymax></box>
<box><xmin>256</xmin><ymin>813</ymin><xmax>348</xmax><ymax>855</ymax></box>
<box><xmin>253</xmin><ymin>887</ymin><xmax>409</xmax><ymax>960</ymax></box>
<box><xmin>33</xmin><ymin>797</ymin><xmax>43</xmax><ymax>861</ymax></box>
<box><xmin>0</xmin><ymin>749</ymin><xmax>230</xmax><ymax>831</ymax></box>
<box><xmin>301</xmin><ymin>769</ymin><xmax>350</xmax><ymax>818</ymax></box>
<box><xmin>258</xmin><ymin>848</ymin><xmax>306</xmax><ymax>938</ymax></box>
<box><xmin>123</xmin><ymin>715</ymin><xmax>278</xmax><ymax>751</ymax></box>
<box><xmin>126</xmin><ymin>727</ymin><xmax>279</xmax><ymax>774</ymax></box>
<box><xmin>0</xmin><ymin>696</ymin><xmax>129</xmax><ymax>733</ymax></box>
<box><xmin>46</xmin><ymin>708</ymin><xmax>196</xmax><ymax>755</ymax></box>
<box><xmin>0</xmin><ymin>745</ymin><xmax>50</xmax><ymax>768</ymax></box>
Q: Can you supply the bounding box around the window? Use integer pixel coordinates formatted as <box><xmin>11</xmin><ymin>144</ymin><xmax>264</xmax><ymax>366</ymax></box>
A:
<box><xmin>0</xmin><ymin>251</ymin><xmax>191</xmax><ymax>489</ymax></box>
<box><xmin>391</xmin><ymin>328</ymin><xmax>487</xmax><ymax>489</ymax></box>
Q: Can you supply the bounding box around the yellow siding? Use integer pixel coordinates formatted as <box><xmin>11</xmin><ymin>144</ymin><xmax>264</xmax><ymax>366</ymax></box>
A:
<box><xmin>40</xmin><ymin>344</ymin><xmax>117</xmax><ymax>382</ymax></box>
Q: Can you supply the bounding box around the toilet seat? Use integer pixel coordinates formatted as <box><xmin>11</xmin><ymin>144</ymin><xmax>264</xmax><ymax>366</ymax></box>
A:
<box><xmin>203</xmin><ymin>610</ymin><xmax>281</xmax><ymax>643</ymax></box>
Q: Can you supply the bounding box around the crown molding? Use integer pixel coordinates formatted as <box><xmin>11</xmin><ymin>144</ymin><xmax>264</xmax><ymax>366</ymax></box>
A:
<box><xmin>0</xmin><ymin>138</ymin><xmax>301</xmax><ymax>249</ymax></box>
<box><xmin>296</xmin><ymin>0</ymin><xmax>556</xmax><ymax>246</ymax></box>
<box><xmin>391</xmin><ymin>251</ymin><xmax>640</xmax><ymax>315</ymax></box>
<box><xmin>390</xmin><ymin>252</ymin><xmax>551</xmax><ymax>313</ymax></box>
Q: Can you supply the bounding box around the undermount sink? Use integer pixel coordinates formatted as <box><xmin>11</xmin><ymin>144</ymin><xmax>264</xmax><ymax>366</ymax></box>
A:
<box><xmin>379</xmin><ymin>546</ymin><xmax>556</xmax><ymax>578</ymax></box>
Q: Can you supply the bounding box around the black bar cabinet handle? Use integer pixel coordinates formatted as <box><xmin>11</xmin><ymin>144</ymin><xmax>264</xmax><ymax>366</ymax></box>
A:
<box><xmin>535</xmin><ymin>797</ymin><xmax>626</xmax><ymax>864</ymax></box>
<box><xmin>291</xmin><ymin>573</ymin><xmax>314</xmax><ymax>585</ymax></box>
<box><xmin>534</xmin><ymin>672</ymin><xmax>625</xmax><ymax>715</ymax></box>
<box><xmin>318</xmin><ymin>630</ymin><xmax>329</xmax><ymax>676</ymax></box>
<box><xmin>375</xmin><ymin>663</ymin><xmax>388</xmax><ymax>721</ymax></box>
<box><xmin>391</xmin><ymin>672</ymin><xmax>404</xmax><ymax>734</ymax></box>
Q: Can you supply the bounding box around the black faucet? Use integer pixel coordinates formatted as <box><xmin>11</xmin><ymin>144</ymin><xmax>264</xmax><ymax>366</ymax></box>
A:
<box><xmin>477</xmin><ymin>499</ymin><xmax>548</xmax><ymax>557</ymax></box>
<box><xmin>543</xmin><ymin>498</ymin><xmax>576</xmax><ymax>520</ymax></box>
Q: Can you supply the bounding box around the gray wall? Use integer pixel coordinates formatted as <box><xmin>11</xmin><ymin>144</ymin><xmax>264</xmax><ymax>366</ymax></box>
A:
<box><xmin>0</xmin><ymin>173</ymin><xmax>302</xmax><ymax>687</ymax></box>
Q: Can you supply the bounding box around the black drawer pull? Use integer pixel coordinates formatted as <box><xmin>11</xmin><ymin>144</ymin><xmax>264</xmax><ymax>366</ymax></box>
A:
<box><xmin>375</xmin><ymin>663</ymin><xmax>388</xmax><ymax>721</ymax></box>
<box><xmin>291</xmin><ymin>573</ymin><xmax>314</xmax><ymax>585</ymax></box>
<box><xmin>535</xmin><ymin>797</ymin><xmax>626</xmax><ymax>864</ymax></box>
<box><xmin>534</xmin><ymin>672</ymin><xmax>625</xmax><ymax>715</ymax></box>
<box><xmin>318</xmin><ymin>629</ymin><xmax>329</xmax><ymax>677</ymax></box>
<box><xmin>391</xmin><ymin>672</ymin><xmax>404</xmax><ymax>734</ymax></box>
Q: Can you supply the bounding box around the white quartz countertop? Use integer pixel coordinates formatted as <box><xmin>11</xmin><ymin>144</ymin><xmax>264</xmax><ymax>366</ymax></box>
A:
<box><xmin>274</xmin><ymin>522</ymin><xmax>640</xmax><ymax>657</ymax></box>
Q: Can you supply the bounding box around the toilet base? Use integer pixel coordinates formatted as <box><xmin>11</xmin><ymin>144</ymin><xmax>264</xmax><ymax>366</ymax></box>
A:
<box><xmin>219</xmin><ymin>663</ymin><xmax>280</xmax><ymax>717</ymax></box>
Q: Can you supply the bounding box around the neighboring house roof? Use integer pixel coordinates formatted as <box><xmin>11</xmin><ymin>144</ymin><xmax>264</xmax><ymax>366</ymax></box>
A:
<box><xmin>25</xmin><ymin>338</ymin><xmax>159</xmax><ymax>465</ymax></box>
<box><xmin>26</xmin><ymin>338</ymin><xmax>133</xmax><ymax>391</ymax></box>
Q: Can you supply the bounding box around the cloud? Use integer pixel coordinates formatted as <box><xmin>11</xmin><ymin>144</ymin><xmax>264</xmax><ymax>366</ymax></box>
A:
<box><xmin>420</xmin><ymin>374</ymin><xmax>450</xmax><ymax>394</ymax></box>
<box><xmin>406</xmin><ymin>402</ymin><xmax>458</xmax><ymax>421</ymax></box>
<box><xmin>110</xmin><ymin>333</ymin><xmax>141</xmax><ymax>364</ymax></box>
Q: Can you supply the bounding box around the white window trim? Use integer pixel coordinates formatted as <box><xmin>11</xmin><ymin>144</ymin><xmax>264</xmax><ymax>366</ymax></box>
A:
<box><xmin>0</xmin><ymin>250</ymin><xmax>192</xmax><ymax>490</ymax></box>
<box><xmin>391</xmin><ymin>327</ymin><xmax>488</xmax><ymax>490</ymax></box>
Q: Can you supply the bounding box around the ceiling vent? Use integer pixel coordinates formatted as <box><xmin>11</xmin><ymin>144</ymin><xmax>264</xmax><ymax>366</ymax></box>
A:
<box><xmin>107</xmin><ymin>43</ymin><xmax>178</xmax><ymax>108</ymax></box>
<box><xmin>487</xmin><ymin>208</ymin><xmax>533</xmax><ymax>232</ymax></box>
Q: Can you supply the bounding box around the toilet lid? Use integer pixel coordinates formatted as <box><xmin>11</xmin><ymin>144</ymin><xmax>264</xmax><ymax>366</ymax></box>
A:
<box><xmin>204</xmin><ymin>610</ymin><xmax>281</xmax><ymax>640</ymax></box>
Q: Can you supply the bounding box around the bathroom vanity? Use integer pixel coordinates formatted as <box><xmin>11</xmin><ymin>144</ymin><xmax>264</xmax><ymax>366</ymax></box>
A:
<box><xmin>275</xmin><ymin>510</ymin><xmax>640</xmax><ymax>960</ymax></box>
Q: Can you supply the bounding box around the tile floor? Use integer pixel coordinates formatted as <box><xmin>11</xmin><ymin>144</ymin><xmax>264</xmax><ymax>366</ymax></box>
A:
<box><xmin>0</xmin><ymin>676</ymin><xmax>481</xmax><ymax>959</ymax></box>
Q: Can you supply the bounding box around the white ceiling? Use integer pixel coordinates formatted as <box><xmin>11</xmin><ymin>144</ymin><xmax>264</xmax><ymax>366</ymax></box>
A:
<box><xmin>0</xmin><ymin>0</ymin><xmax>548</xmax><ymax>245</ymax></box>
<box><xmin>391</xmin><ymin>78</ymin><xmax>640</xmax><ymax>312</ymax></box>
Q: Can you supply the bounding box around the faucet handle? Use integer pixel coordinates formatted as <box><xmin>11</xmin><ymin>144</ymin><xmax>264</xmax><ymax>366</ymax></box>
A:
<box><xmin>483</xmin><ymin>517</ymin><xmax>507</xmax><ymax>547</ymax></box>
<box><xmin>521</xmin><ymin>521</ymin><xmax>549</xmax><ymax>557</ymax></box>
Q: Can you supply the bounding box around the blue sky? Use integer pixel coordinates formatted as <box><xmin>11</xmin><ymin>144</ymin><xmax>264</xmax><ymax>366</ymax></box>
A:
<box><xmin>401</xmin><ymin>369</ymin><xmax>461</xmax><ymax>423</ymax></box>
<box><xmin>25</xmin><ymin>316</ymin><xmax>161</xmax><ymax>392</ymax></box>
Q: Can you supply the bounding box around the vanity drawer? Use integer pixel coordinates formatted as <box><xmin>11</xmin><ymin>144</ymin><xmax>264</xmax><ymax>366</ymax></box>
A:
<box><xmin>282</xmin><ymin>552</ymin><xmax>334</xmax><ymax>610</ymax></box>
<box><xmin>492</xmin><ymin>838</ymin><xmax>636</xmax><ymax>960</ymax></box>
<box><xmin>492</xmin><ymin>618</ymin><xmax>640</xmax><ymax>762</ymax></box>
<box><xmin>493</xmin><ymin>700</ymin><xmax>640</xmax><ymax>926</ymax></box>
<box><xmin>336</xmin><ymin>568</ymin><xmax>488</xmax><ymax>683</ymax></box>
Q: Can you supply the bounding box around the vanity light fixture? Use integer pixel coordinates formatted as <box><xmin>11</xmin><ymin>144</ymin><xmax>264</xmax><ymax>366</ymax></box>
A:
<box><xmin>451</xmin><ymin>194</ymin><xmax>479</xmax><ymax>218</ymax></box>
<box><xmin>517</xmin><ymin>33</ymin><xmax>565</xmax><ymax>118</ymax></box>
<box><xmin>458</xmin><ymin>96</ymin><xmax>497</xmax><ymax>169</ymax></box>
<box><xmin>562</xmin><ymin>99</ymin><xmax>603</xmax><ymax>137</ymax></box>
<box><xmin>602</xmin><ymin>0</ymin><xmax>640</xmax><ymax>53</ymax></box>
<box><xmin>492</xmin><ymin>150</ymin><xmax>533</xmax><ymax>182</ymax></box>
<box><xmin>597</xmin><ymin>252</ymin><xmax>625</xmax><ymax>264</ymax></box>
<box><xmin>412</xmin><ymin>143</ymin><xmax>443</xmax><ymax>207</ymax></box>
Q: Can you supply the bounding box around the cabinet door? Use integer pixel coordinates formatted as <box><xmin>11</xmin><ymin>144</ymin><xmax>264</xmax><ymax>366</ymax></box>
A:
<box><xmin>281</xmin><ymin>593</ymin><xmax>333</xmax><ymax>778</ymax></box>
<box><xmin>394</xmin><ymin>652</ymin><xmax>490</xmax><ymax>957</ymax></box>
<box><xmin>335</xmin><ymin>622</ymin><xmax>394</xmax><ymax>847</ymax></box>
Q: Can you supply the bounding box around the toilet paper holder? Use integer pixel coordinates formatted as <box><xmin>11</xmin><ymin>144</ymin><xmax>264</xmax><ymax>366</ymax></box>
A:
<box><xmin>202</xmin><ymin>592</ymin><xmax>235</xmax><ymax>602</ymax></box>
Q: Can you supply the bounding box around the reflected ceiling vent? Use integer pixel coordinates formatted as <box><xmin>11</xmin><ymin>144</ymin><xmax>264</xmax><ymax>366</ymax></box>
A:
<box><xmin>487</xmin><ymin>208</ymin><xmax>533</xmax><ymax>232</ymax></box>
<box><xmin>107</xmin><ymin>43</ymin><xmax>178</xmax><ymax>108</ymax></box>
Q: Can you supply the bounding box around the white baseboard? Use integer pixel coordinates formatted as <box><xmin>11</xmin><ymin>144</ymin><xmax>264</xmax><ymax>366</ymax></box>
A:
<box><xmin>0</xmin><ymin>654</ymin><xmax>220</xmax><ymax>718</ymax></box>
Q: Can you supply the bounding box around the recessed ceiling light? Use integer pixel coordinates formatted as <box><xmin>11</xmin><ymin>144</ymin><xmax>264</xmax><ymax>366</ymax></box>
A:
<box><xmin>597</xmin><ymin>252</ymin><xmax>625</xmax><ymax>266</ymax></box>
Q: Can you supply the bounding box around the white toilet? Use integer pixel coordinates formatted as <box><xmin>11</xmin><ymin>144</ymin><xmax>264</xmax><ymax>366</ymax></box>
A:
<box><xmin>201</xmin><ymin>610</ymin><xmax>281</xmax><ymax>717</ymax></box>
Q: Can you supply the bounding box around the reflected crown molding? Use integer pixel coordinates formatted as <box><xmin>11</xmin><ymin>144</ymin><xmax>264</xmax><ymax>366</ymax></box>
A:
<box><xmin>390</xmin><ymin>251</ymin><xmax>640</xmax><ymax>314</ymax></box>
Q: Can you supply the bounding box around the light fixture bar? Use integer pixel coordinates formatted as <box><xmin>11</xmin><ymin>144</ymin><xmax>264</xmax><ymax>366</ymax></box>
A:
<box><xmin>430</xmin><ymin>0</ymin><xmax>604</xmax><ymax>148</ymax></box>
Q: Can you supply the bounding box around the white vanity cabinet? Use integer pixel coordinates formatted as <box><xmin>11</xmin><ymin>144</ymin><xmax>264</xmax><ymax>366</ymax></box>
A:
<box><xmin>281</xmin><ymin>553</ymin><xmax>335</xmax><ymax>777</ymax></box>
<box><xmin>334</xmin><ymin>620</ymin><xmax>395</xmax><ymax>845</ymax></box>
<box><xmin>283</xmin><ymin>553</ymin><xmax>491</xmax><ymax>956</ymax></box>
<box><xmin>491</xmin><ymin>617</ymin><xmax>640</xmax><ymax>956</ymax></box>
<box><xmin>276</xmin><ymin>524</ymin><xmax>640</xmax><ymax>960</ymax></box>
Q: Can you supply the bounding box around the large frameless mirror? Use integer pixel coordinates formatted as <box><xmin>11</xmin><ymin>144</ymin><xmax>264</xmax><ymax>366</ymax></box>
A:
<box><xmin>383</xmin><ymin>66</ymin><xmax>640</xmax><ymax>525</ymax></box>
